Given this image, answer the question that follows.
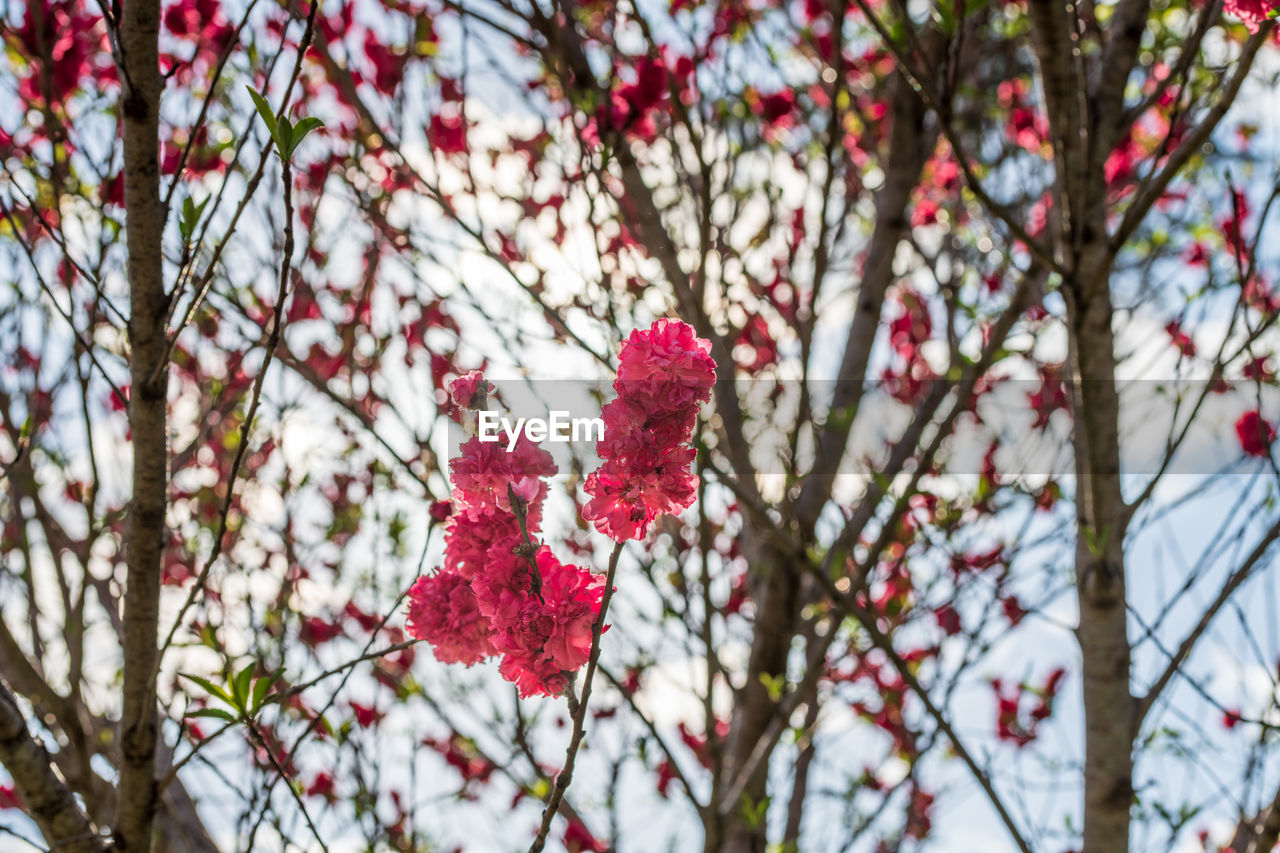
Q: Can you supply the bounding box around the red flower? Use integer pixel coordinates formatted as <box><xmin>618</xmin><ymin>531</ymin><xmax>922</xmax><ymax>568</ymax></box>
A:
<box><xmin>1235</xmin><ymin>410</ymin><xmax>1275</xmax><ymax>458</ymax></box>
<box><xmin>613</xmin><ymin>319</ymin><xmax>717</xmax><ymax>406</ymax></box>
<box><xmin>450</xmin><ymin>435</ymin><xmax>556</xmax><ymax>517</ymax></box>
<box><xmin>430</xmin><ymin>111</ymin><xmax>467</xmax><ymax>154</ymax></box>
<box><xmin>1028</xmin><ymin>368</ymin><xmax>1069</xmax><ymax>430</ymax></box>
<box><xmin>904</xmin><ymin>786</ymin><xmax>935</xmax><ymax>840</ymax></box>
<box><xmin>563</xmin><ymin>819</ymin><xmax>608</xmax><ymax>853</ymax></box>
<box><xmin>429</xmin><ymin>499</ymin><xmax>453</xmax><ymax>523</ymax></box>
<box><xmin>734</xmin><ymin>314</ymin><xmax>778</xmax><ymax>374</ymax></box>
<box><xmin>299</xmin><ymin>616</ymin><xmax>343</xmax><ymax>648</ymax></box>
<box><xmin>991</xmin><ymin>669</ymin><xmax>1065</xmax><ymax>747</ymax></box>
<box><xmin>992</xmin><ymin>679</ymin><xmax>1034</xmax><ymax>747</ymax></box>
<box><xmin>0</xmin><ymin>783</ymin><xmax>21</xmax><ymax>809</ymax></box>
<box><xmin>470</xmin><ymin>535</ymin><xmax>539</xmax><ymax>625</ymax></box>
<box><xmin>583</xmin><ymin>449</ymin><xmax>698</xmax><ymax>541</ymax></box>
<box><xmin>349</xmin><ymin>702</ymin><xmax>381</xmax><ymax>728</ymax></box>
<box><xmin>423</xmin><ymin>735</ymin><xmax>495</xmax><ymax>788</ymax></box>
<box><xmin>1001</xmin><ymin>595</ymin><xmax>1026</xmax><ymax>626</ymax></box>
<box><xmin>444</xmin><ymin>504</ymin><xmax>524</xmax><ymax>579</ymax></box>
<box><xmin>344</xmin><ymin>601</ymin><xmax>380</xmax><ymax>633</ymax></box>
<box><xmin>935</xmin><ymin>604</ymin><xmax>962</xmax><ymax>635</ymax></box>
<box><xmin>305</xmin><ymin>772</ymin><xmax>337</xmax><ymax>802</ymax></box>
<box><xmin>404</xmin><ymin>369</ymin><xmax>613</xmax><ymax>696</ymax></box>
<box><xmin>363</xmin><ymin>32</ymin><xmax>404</xmax><ymax>95</ymax></box>
<box><xmin>1165</xmin><ymin>320</ymin><xmax>1196</xmax><ymax>358</ymax></box>
<box><xmin>758</xmin><ymin>89</ymin><xmax>795</xmax><ymax>123</ymax></box>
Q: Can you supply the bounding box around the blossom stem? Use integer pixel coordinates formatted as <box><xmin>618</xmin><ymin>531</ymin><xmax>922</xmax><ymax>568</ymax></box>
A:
<box><xmin>528</xmin><ymin>540</ymin><xmax>624</xmax><ymax>853</ymax></box>
<box><xmin>508</xmin><ymin>482</ymin><xmax>544</xmax><ymax>601</ymax></box>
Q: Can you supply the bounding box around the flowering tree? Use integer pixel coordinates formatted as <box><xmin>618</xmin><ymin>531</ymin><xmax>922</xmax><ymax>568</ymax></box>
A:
<box><xmin>2</xmin><ymin>0</ymin><xmax>1280</xmax><ymax>850</ymax></box>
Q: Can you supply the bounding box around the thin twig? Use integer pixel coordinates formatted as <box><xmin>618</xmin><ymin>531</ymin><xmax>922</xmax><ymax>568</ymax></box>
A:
<box><xmin>528</xmin><ymin>540</ymin><xmax>624</xmax><ymax>853</ymax></box>
<box><xmin>153</xmin><ymin>0</ymin><xmax>319</xmax><ymax>672</ymax></box>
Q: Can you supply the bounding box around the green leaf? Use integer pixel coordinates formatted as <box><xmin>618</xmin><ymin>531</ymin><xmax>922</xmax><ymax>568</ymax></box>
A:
<box><xmin>181</xmin><ymin>197</ymin><xmax>195</xmax><ymax>235</ymax></box>
<box><xmin>186</xmin><ymin>707</ymin><xmax>237</xmax><ymax>722</ymax></box>
<box><xmin>1082</xmin><ymin>524</ymin><xmax>1112</xmax><ymax>557</ymax></box>
<box><xmin>738</xmin><ymin>794</ymin><xmax>770</xmax><ymax>829</ymax></box>
<box><xmin>250</xmin><ymin>673</ymin><xmax>276</xmax><ymax>713</ymax></box>
<box><xmin>179</xmin><ymin>195</ymin><xmax>209</xmax><ymax>242</ymax></box>
<box><xmin>180</xmin><ymin>673</ymin><xmax>232</xmax><ymax>706</ymax></box>
<box><xmin>758</xmin><ymin>672</ymin><xmax>785</xmax><ymax>702</ymax></box>
<box><xmin>275</xmin><ymin>117</ymin><xmax>294</xmax><ymax>158</ymax></box>
<box><xmin>246</xmin><ymin>86</ymin><xmax>278</xmax><ymax>140</ymax></box>
<box><xmin>233</xmin><ymin>663</ymin><xmax>255</xmax><ymax>711</ymax></box>
<box><xmin>288</xmin><ymin>116</ymin><xmax>324</xmax><ymax>155</ymax></box>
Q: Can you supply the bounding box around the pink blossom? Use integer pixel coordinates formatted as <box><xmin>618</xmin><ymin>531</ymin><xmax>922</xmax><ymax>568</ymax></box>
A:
<box><xmin>583</xmin><ymin>450</ymin><xmax>698</xmax><ymax>541</ymax></box>
<box><xmin>448</xmin><ymin>370</ymin><xmax>489</xmax><ymax>410</ymax></box>
<box><xmin>1224</xmin><ymin>0</ymin><xmax>1277</xmax><ymax>32</ymax></box>
<box><xmin>583</xmin><ymin>319</ymin><xmax>716</xmax><ymax>541</ymax></box>
<box><xmin>495</xmin><ymin>548</ymin><xmax>604</xmax><ymax>698</ymax></box>
<box><xmin>563</xmin><ymin>819</ymin><xmax>608</xmax><ymax>853</ymax></box>
<box><xmin>299</xmin><ymin>616</ymin><xmax>343</xmax><ymax>648</ymax></box>
<box><xmin>349</xmin><ymin>702</ymin><xmax>381</xmax><ymax>728</ymax></box>
<box><xmin>613</xmin><ymin>318</ymin><xmax>717</xmax><ymax>407</ymax></box>
<box><xmin>428</xmin><ymin>499</ymin><xmax>453</xmax><ymax>523</ymax></box>
<box><xmin>406</xmin><ymin>570</ymin><xmax>498</xmax><ymax>665</ymax></box>
<box><xmin>443</xmin><ymin>503</ymin><xmax>524</xmax><ymax>578</ymax></box>
<box><xmin>430</xmin><ymin>111</ymin><xmax>467</xmax><ymax>154</ymax></box>
<box><xmin>597</xmin><ymin>397</ymin><xmax>694</xmax><ymax>461</ymax></box>
<box><xmin>405</xmin><ymin>369</ymin><xmax>615</xmax><ymax>695</ymax></box>
<box><xmin>470</xmin><ymin>537</ymin><xmax>538</xmax><ymax>624</ymax></box>
<box><xmin>450</xmin><ymin>435</ymin><xmax>555</xmax><ymax>516</ymax></box>
<box><xmin>305</xmin><ymin>772</ymin><xmax>337</xmax><ymax>802</ymax></box>
<box><xmin>1236</xmin><ymin>410</ymin><xmax>1275</xmax><ymax>458</ymax></box>
<box><xmin>0</xmin><ymin>783</ymin><xmax>19</xmax><ymax>809</ymax></box>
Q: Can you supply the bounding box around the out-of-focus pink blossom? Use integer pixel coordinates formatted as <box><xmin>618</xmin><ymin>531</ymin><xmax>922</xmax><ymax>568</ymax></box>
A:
<box><xmin>1236</xmin><ymin>410</ymin><xmax>1275</xmax><ymax>458</ymax></box>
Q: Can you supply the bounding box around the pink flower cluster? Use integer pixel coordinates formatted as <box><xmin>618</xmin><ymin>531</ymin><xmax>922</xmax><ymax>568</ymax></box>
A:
<box><xmin>406</xmin><ymin>373</ymin><xmax>604</xmax><ymax>697</ymax></box>
<box><xmin>407</xmin><ymin>320</ymin><xmax>716</xmax><ymax>694</ymax></box>
<box><xmin>583</xmin><ymin>319</ymin><xmax>717</xmax><ymax>541</ymax></box>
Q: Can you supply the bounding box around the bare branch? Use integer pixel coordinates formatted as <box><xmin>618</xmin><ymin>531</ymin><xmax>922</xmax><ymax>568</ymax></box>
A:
<box><xmin>1135</xmin><ymin>514</ymin><xmax>1280</xmax><ymax>728</ymax></box>
<box><xmin>0</xmin><ymin>679</ymin><xmax>105</xmax><ymax>853</ymax></box>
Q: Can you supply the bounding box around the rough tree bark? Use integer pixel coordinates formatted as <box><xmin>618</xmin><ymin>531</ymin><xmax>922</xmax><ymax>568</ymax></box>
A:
<box><xmin>117</xmin><ymin>0</ymin><xmax>169</xmax><ymax>846</ymax></box>
<box><xmin>1024</xmin><ymin>0</ymin><xmax>1148</xmax><ymax>849</ymax></box>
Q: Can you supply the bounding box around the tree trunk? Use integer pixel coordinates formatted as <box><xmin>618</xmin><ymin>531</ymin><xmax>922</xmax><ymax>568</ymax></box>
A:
<box><xmin>117</xmin><ymin>0</ymin><xmax>169</xmax><ymax>846</ymax></box>
<box><xmin>1066</xmin><ymin>242</ymin><xmax>1134</xmax><ymax>853</ymax></box>
<box><xmin>717</xmin><ymin>536</ymin><xmax>801</xmax><ymax>853</ymax></box>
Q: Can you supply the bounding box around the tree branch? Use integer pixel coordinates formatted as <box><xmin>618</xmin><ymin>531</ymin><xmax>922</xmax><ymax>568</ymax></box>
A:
<box><xmin>529</xmin><ymin>541</ymin><xmax>624</xmax><ymax>853</ymax></box>
<box><xmin>0</xmin><ymin>679</ymin><xmax>105</xmax><ymax>853</ymax></box>
<box><xmin>1135</xmin><ymin>514</ymin><xmax>1280</xmax><ymax>729</ymax></box>
<box><xmin>1112</xmin><ymin>25</ymin><xmax>1271</xmax><ymax>251</ymax></box>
